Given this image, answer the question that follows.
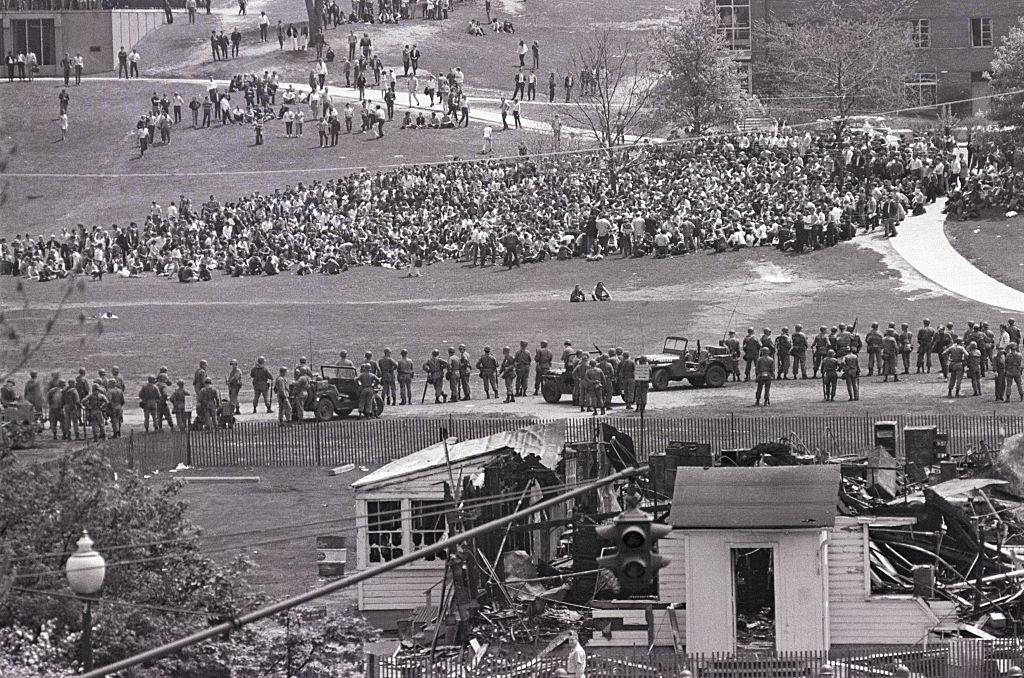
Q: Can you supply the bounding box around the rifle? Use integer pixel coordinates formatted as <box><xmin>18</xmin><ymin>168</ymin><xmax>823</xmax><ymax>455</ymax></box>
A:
<box><xmin>421</xmin><ymin>376</ymin><xmax>429</xmax><ymax>404</ymax></box>
<box><xmin>850</xmin><ymin>317</ymin><xmax>858</xmax><ymax>333</ymax></box>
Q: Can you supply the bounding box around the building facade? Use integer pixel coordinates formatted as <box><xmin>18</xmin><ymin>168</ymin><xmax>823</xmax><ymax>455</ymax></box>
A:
<box><xmin>0</xmin><ymin>8</ymin><xmax>164</xmax><ymax>76</ymax></box>
<box><xmin>714</xmin><ymin>0</ymin><xmax>1022</xmax><ymax>115</ymax></box>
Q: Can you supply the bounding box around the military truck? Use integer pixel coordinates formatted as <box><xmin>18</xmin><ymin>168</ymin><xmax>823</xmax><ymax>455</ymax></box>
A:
<box><xmin>642</xmin><ymin>336</ymin><xmax>733</xmax><ymax>390</ymax></box>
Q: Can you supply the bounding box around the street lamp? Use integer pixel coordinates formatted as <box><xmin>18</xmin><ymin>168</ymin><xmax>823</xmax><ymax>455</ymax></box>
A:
<box><xmin>65</xmin><ymin>530</ymin><xmax>106</xmax><ymax>671</ymax></box>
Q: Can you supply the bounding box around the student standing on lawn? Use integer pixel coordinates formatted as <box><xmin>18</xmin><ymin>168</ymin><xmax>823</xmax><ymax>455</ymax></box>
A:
<box><xmin>259</xmin><ymin>11</ymin><xmax>270</xmax><ymax>41</ymax></box>
<box><xmin>59</xmin><ymin>112</ymin><xmax>68</xmax><ymax>141</ymax></box>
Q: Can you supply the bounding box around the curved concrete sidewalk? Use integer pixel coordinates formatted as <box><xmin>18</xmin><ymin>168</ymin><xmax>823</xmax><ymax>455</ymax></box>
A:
<box><xmin>890</xmin><ymin>198</ymin><xmax>1024</xmax><ymax>312</ymax></box>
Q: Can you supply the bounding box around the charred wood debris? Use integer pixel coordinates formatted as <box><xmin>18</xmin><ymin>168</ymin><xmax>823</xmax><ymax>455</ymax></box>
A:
<box><xmin>392</xmin><ymin>426</ymin><xmax>1024</xmax><ymax>665</ymax></box>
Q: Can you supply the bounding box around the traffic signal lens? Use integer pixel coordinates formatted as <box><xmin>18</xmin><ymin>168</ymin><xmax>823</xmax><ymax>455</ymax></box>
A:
<box><xmin>623</xmin><ymin>560</ymin><xmax>647</xmax><ymax>580</ymax></box>
<box><xmin>622</xmin><ymin>527</ymin><xmax>647</xmax><ymax>549</ymax></box>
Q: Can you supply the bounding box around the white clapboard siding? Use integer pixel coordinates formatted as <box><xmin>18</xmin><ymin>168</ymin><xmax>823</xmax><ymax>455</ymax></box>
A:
<box><xmin>589</xmin><ymin>607</ymin><xmax>677</xmax><ymax>649</ymax></box>
<box><xmin>358</xmin><ymin>565</ymin><xmax>446</xmax><ymax>611</ymax></box>
<box><xmin>828</xmin><ymin>522</ymin><xmax>949</xmax><ymax>645</ymax></box>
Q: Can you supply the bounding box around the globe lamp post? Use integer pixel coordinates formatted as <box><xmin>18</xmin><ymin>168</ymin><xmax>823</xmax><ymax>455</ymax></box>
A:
<box><xmin>64</xmin><ymin>530</ymin><xmax>106</xmax><ymax>671</ymax></box>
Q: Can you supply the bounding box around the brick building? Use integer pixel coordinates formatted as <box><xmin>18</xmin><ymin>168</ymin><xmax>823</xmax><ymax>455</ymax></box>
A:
<box><xmin>714</xmin><ymin>0</ymin><xmax>1023</xmax><ymax>115</ymax></box>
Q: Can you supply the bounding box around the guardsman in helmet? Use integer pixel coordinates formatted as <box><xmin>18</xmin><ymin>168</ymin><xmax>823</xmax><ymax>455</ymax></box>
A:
<box><xmin>378</xmin><ymin>348</ymin><xmax>398</xmax><ymax>406</ymax></box>
<box><xmin>423</xmin><ymin>349</ymin><xmax>447</xmax><ymax>403</ymax></box>
<box><xmin>446</xmin><ymin>346</ymin><xmax>461</xmax><ymax>403</ymax></box>
<box><xmin>898</xmin><ymin>322</ymin><xmax>914</xmax><ymax>374</ymax></box>
<box><xmin>364</xmin><ymin>351</ymin><xmax>380</xmax><ymax>377</ymax></box>
<box><xmin>967</xmin><ymin>341</ymin><xmax>983</xmax><ymax>396</ymax></box>
<box><xmin>942</xmin><ymin>338</ymin><xmax>967</xmax><ymax>398</ymax></box>
<box><xmin>138</xmin><ymin>375</ymin><xmax>161</xmax><ymax>433</ymax></box>
<box><xmin>227</xmin><ymin>358</ymin><xmax>243</xmax><ymax>415</ymax></box>
<box><xmin>397</xmin><ymin>349</ymin><xmax>414</xmax><ymax>405</ymax></box>
<box><xmin>337</xmin><ymin>350</ymin><xmax>355</xmax><ymax>369</ymax></box>
<box><xmin>84</xmin><ymin>384</ymin><xmax>109</xmax><ymax>442</ymax></box>
<box><xmin>774</xmin><ymin>327</ymin><xmax>792</xmax><ymax>379</ymax></box>
<box><xmin>881</xmin><ymin>328</ymin><xmax>899</xmax><ymax>382</ymax></box>
<box><xmin>865</xmin><ymin>321</ymin><xmax>883</xmax><ymax>375</ymax></box>
<box><xmin>790</xmin><ymin>324</ymin><xmax>809</xmax><ymax>379</ymax></box>
<box><xmin>533</xmin><ymin>340</ymin><xmax>552</xmax><ymax>395</ymax></box>
<box><xmin>63</xmin><ymin>380</ymin><xmax>83</xmax><ymax>440</ymax></box>
<box><xmin>193</xmin><ymin>359</ymin><xmax>208</xmax><ymax>395</ymax></box>
<box><xmin>107</xmin><ymin>379</ymin><xmax>125</xmax><ymax>438</ymax></box>
<box><xmin>476</xmin><ymin>346</ymin><xmax>498</xmax><ymax>398</ymax></box>
<box><xmin>723</xmin><ymin>330</ymin><xmax>741</xmax><ymax>381</ymax></box>
<box><xmin>812</xmin><ymin>325</ymin><xmax>830</xmax><ymax>377</ymax></box>
<box><xmin>759</xmin><ymin>328</ymin><xmax>775</xmax><ymax>357</ymax></box>
<box><xmin>294</xmin><ymin>356</ymin><xmax>314</xmax><ymax>380</ymax></box>
<box><xmin>250</xmin><ymin>356</ymin><xmax>273</xmax><ymax>413</ymax></box>
<box><xmin>742</xmin><ymin>327</ymin><xmax>759</xmax><ymax>381</ymax></box>
<box><xmin>169</xmin><ymin>379</ymin><xmax>189</xmax><ymax>431</ymax></box>
<box><xmin>514</xmin><ymin>340</ymin><xmax>532</xmax><ymax>397</ymax></box>
<box><xmin>820</xmin><ymin>349</ymin><xmax>839</xmax><ymax>402</ymax></box>
<box><xmin>274</xmin><ymin>367</ymin><xmax>292</xmax><ymax>424</ymax></box>
<box><xmin>48</xmin><ymin>379</ymin><xmax>66</xmax><ymax>440</ymax></box>
<box><xmin>754</xmin><ymin>347</ymin><xmax>775</xmax><ymax>406</ymax></box>
<box><xmin>1006</xmin><ymin>344</ymin><xmax>1024</xmax><ymax>402</ymax></box>
<box><xmin>356</xmin><ymin>363</ymin><xmax>381</xmax><ymax>418</ymax></box>
<box><xmin>499</xmin><ymin>346</ymin><xmax>517</xmax><ymax>403</ymax></box>
<box><xmin>198</xmin><ymin>377</ymin><xmax>220</xmax><ymax>430</ymax></box>
<box><xmin>842</xmin><ymin>349</ymin><xmax>860</xmax><ymax>401</ymax></box>
<box><xmin>458</xmin><ymin>343</ymin><xmax>472</xmax><ymax>400</ymax></box>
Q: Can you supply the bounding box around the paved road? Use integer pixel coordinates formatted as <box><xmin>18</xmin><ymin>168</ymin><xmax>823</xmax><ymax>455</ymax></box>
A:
<box><xmin>890</xmin><ymin>198</ymin><xmax>1024</xmax><ymax>312</ymax></box>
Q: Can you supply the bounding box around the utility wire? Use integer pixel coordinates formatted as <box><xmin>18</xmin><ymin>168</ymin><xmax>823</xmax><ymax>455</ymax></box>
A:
<box><xmin>11</xmin><ymin>586</ymin><xmax>212</xmax><ymax>618</ymax></box>
<box><xmin>78</xmin><ymin>465</ymin><xmax>646</xmax><ymax>678</ymax></box>
<box><xmin>9</xmin><ymin>474</ymin><xmax>626</xmax><ymax>581</ymax></box>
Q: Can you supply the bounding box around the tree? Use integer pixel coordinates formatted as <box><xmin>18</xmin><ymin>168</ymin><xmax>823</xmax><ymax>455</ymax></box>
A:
<box><xmin>989</xmin><ymin>17</ymin><xmax>1024</xmax><ymax>139</ymax></box>
<box><xmin>753</xmin><ymin>0</ymin><xmax>915</xmax><ymax>139</ymax></box>
<box><xmin>558</xmin><ymin>31</ymin><xmax>658</xmax><ymax>190</ymax></box>
<box><xmin>655</xmin><ymin>8</ymin><xmax>749</xmax><ymax>136</ymax></box>
<box><xmin>0</xmin><ymin>449</ymin><xmax>261</xmax><ymax>675</ymax></box>
<box><xmin>304</xmin><ymin>0</ymin><xmax>324</xmax><ymax>48</ymax></box>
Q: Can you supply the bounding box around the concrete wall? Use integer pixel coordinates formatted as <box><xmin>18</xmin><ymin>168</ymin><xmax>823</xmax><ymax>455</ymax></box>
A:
<box><xmin>110</xmin><ymin>9</ymin><xmax>162</xmax><ymax>69</ymax></box>
<box><xmin>60</xmin><ymin>10</ymin><xmax>111</xmax><ymax>72</ymax></box>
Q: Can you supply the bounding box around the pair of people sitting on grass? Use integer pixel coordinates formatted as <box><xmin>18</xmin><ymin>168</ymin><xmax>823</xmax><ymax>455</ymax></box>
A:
<box><xmin>569</xmin><ymin>282</ymin><xmax>611</xmax><ymax>302</ymax></box>
<box><xmin>400</xmin><ymin>110</ymin><xmax>455</xmax><ymax>129</ymax></box>
<box><xmin>466</xmin><ymin>19</ymin><xmax>484</xmax><ymax>35</ymax></box>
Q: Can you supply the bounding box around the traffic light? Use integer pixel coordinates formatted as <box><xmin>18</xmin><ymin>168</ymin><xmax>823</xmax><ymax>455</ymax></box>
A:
<box><xmin>595</xmin><ymin>507</ymin><xmax>671</xmax><ymax>595</ymax></box>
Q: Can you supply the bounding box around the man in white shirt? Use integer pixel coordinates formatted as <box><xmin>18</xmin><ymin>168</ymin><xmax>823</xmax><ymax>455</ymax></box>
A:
<box><xmin>566</xmin><ymin>632</ymin><xmax>587</xmax><ymax>678</ymax></box>
<box><xmin>481</xmin><ymin>125</ymin><xmax>492</xmax><ymax>154</ymax></box>
<box><xmin>258</xmin><ymin>11</ymin><xmax>270</xmax><ymax>41</ymax></box>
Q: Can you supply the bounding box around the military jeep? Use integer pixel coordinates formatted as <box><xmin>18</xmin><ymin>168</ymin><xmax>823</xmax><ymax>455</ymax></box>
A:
<box><xmin>540</xmin><ymin>351</ymin><xmax>606</xmax><ymax>405</ymax></box>
<box><xmin>302</xmin><ymin>365</ymin><xmax>383</xmax><ymax>420</ymax></box>
<box><xmin>642</xmin><ymin>336</ymin><xmax>733</xmax><ymax>390</ymax></box>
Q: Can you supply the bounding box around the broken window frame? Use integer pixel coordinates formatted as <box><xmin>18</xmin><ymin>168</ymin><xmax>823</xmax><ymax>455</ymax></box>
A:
<box><xmin>367</xmin><ymin>500</ymin><xmax>404</xmax><ymax>564</ymax></box>
<box><xmin>411</xmin><ymin>500</ymin><xmax>449</xmax><ymax>562</ymax></box>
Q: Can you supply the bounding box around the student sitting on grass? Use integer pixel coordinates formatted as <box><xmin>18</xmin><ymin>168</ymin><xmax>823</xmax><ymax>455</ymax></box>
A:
<box><xmin>400</xmin><ymin>110</ymin><xmax>413</xmax><ymax>128</ymax></box>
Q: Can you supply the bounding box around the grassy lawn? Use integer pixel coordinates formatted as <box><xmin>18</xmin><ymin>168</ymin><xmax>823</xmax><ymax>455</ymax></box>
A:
<box><xmin>0</xmin><ymin>79</ymin><xmax>541</xmax><ymax>236</ymax></box>
<box><xmin>136</xmin><ymin>0</ymin><xmax>678</xmax><ymax>96</ymax></box>
<box><xmin>944</xmin><ymin>210</ymin><xmax>1024</xmax><ymax>293</ymax></box>
<box><xmin>168</xmin><ymin>466</ymin><xmax>360</xmax><ymax>602</ymax></box>
<box><xmin>2</xmin><ymin>229</ymin><xmax>1019</xmax><ymax>418</ymax></box>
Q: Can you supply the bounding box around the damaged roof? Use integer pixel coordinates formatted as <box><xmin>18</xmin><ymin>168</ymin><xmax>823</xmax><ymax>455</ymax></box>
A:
<box><xmin>351</xmin><ymin>421</ymin><xmax>567</xmax><ymax>490</ymax></box>
<box><xmin>669</xmin><ymin>466</ymin><xmax>841</xmax><ymax>529</ymax></box>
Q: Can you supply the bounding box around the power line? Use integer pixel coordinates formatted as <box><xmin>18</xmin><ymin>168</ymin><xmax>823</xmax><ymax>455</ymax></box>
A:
<box><xmin>11</xmin><ymin>586</ymin><xmax>212</xmax><ymax>618</ymax></box>
<box><xmin>8</xmin><ymin>475</ymin><xmax>613</xmax><ymax>581</ymax></box>
<box><xmin>78</xmin><ymin>465</ymin><xmax>646</xmax><ymax>678</ymax></box>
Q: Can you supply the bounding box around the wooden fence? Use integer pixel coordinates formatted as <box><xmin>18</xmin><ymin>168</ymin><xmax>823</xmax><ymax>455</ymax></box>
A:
<box><xmin>101</xmin><ymin>412</ymin><xmax>1024</xmax><ymax>474</ymax></box>
<box><xmin>374</xmin><ymin>639</ymin><xmax>1024</xmax><ymax>678</ymax></box>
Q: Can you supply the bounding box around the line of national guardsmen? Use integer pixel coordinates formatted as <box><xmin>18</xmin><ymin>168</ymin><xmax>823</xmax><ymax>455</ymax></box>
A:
<box><xmin>9</xmin><ymin>318</ymin><xmax>1023</xmax><ymax>440</ymax></box>
<box><xmin>717</xmin><ymin>317</ymin><xmax>1024</xmax><ymax>406</ymax></box>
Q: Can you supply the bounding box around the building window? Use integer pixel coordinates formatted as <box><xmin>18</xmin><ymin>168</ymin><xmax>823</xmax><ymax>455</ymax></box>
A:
<box><xmin>367</xmin><ymin>500</ymin><xmax>403</xmax><ymax>564</ymax></box>
<box><xmin>716</xmin><ymin>0</ymin><xmax>751</xmax><ymax>51</ymax></box>
<box><xmin>971</xmin><ymin>18</ymin><xmax>992</xmax><ymax>48</ymax></box>
<box><xmin>11</xmin><ymin>19</ymin><xmax>56</xmax><ymax>66</ymax></box>
<box><xmin>911</xmin><ymin>19</ymin><xmax>930</xmax><ymax>48</ymax></box>
<box><xmin>411</xmin><ymin>501</ymin><xmax>448</xmax><ymax>561</ymax></box>
<box><xmin>905</xmin><ymin>73</ymin><xmax>937</xmax><ymax>107</ymax></box>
